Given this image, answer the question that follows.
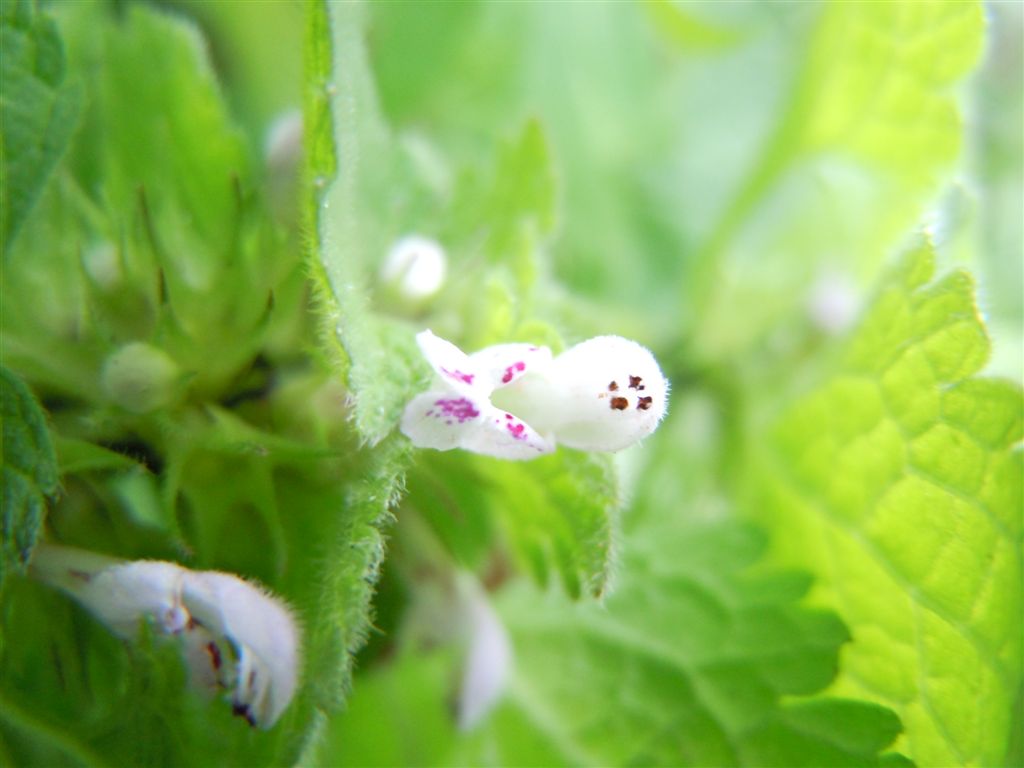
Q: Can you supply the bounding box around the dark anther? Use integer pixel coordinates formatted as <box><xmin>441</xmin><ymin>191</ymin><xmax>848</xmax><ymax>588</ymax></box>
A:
<box><xmin>608</xmin><ymin>381</ymin><xmax>619</xmax><ymax>391</ymax></box>
<box><xmin>637</xmin><ymin>396</ymin><xmax>653</xmax><ymax>411</ymax></box>
<box><xmin>628</xmin><ymin>375</ymin><xmax>643</xmax><ymax>390</ymax></box>
<box><xmin>206</xmin><ymin>641</ymin><xmax>223</xmax><ymax>671</ymax></box>
<box><xmin>610</xmin><ymin>397</ymin><xmax>629</xmax><ymax>411</ymax></box>
<box><xmin>232</xmin><ymin>701</ymin><xmax>257</xmax><ymax>727</ymax></box>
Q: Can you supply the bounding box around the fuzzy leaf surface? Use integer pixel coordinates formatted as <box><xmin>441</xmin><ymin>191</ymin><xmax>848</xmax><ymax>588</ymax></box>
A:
<box><xmin>408</xmin><ymin>448</ymin><xmax>617</xmax><ymax>600</ymax></box>
<box><xmin>748</xmin><ymin>244</ymin><xmax>1023</xmax><ymax>766</ymax></box>
<box><xmin>322</xmin><ymin>515</ymin><xmax>906</xmax><ymax>767</ymax></box>
<box><xmin>0</xmin><ymin>0</ymin><xmax>81</xmax><ymax>254</ymax></box>
<box><xmin>0</xmin><ymin>367</ymin><xmax>57</xmax><ymax>588</ymax></box>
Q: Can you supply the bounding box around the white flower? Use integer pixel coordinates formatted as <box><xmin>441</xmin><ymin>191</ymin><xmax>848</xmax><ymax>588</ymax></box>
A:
<box><xmin>381</xmin><ymin>235</ymin><xmax>447</xmax><ymax>300</ymax></box>
<box><xmin>400</xmin><ymin>330</ymin><xmax>668</xmax><ymax>460</ymax></box>
<box><xmin>402</xmin><ymin>569</ymin><xmax>512</xmax><ymax>731</ymax></box>
<box><xmin>31</xmin><ymin>544</ymin><xmax>300</xmax><ymax>729</ymax></box>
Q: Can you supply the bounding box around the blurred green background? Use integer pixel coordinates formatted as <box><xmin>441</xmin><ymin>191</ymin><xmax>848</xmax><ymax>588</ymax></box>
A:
<box><xmin>1</xmin><ymin>1</ymin><xmax>1020</xmax><ymax>766</ymax></box>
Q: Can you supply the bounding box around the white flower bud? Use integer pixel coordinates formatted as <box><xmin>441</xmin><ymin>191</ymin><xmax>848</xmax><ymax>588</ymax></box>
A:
<box><xmin>82</xmin><ymin>242</ymin><xmax>122</xmax><ymax>290</ymax></box>
<box><xmin>30</xmin><ymin>544</ymin><xmax>300</xmax><ymax>729</ymax></box>
<box><xmin>381</xmin><ymin>235</ymin><xmax>447</xmax><ymax>301</ymax></box>
<box><xmin>101</xmin><ymin>342</ymin><xmax>180</xmax><ymax>414</ymax></box>
<box><xmin>264</xmin><ymin>110</ymin><xmax>304</xmax><ymax>223</ymax></box>
<box><xmin>264</xmin><ymin>109</ymin><xmax>303</xmax><ymax>177</ymax></box>
<box><xmin>400</xmin><ymin>330</ymin><xmax>669</xmax><ymax>460</ymax></box>
<box><xmin>807</xmin><ymin>270</ymin><xmax>860</xmax><ymax>335</ymax></box>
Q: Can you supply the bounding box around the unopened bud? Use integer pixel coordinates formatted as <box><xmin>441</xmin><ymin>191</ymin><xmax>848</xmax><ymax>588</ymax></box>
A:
<box><xmin>381</xmin><ymin>235</ymin><xmax>447</xmax><ymax>301</ymax></box>
<box><xmin>101</xmin><ymin>342</ymin><xmax>180</xmax><ymax>413</ymax></box>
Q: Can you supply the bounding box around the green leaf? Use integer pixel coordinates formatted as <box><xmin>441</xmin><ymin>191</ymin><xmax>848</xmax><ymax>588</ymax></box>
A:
<box><xmin>308</xmin><ymin>435</ymin><xmax>410</xmax><ymax>703</ymax></box>
<box><xmin>89</xmin><ymin>5</ymin><xmax>289</xmax><ymax>396</ymax></box>
<box><xmin>437</xmin><ymin>119</ymin><xmax>556</xmax><ymax>344</ymax></box>
<box><xmin>1</xmin><ymin>366</ymin><xmax>57</xmax><ymax>588</ymax></box>
<box><xmin>4</xmin><ymin>2</ymin><xmax>298</xmax><ymax>403</ymax></box>
<box><xmin>747</xmin><ymin>243</ymin><xmax>1023</xmax><ymax>766</ymax></box>
<box><xmin>689</xmin><ymin>0</ymin><xmax>984</xmax><ymax>357</ymax></box>
<box><xmin>479</xmin><ymin>450</ymin><xmax>617</xmax><ymax>600</ymax></box>
<box><xmin>93</xmin><ymin>5</ymin><xmax>250</xmax><ymax>260</ymax></box>
<box><xmin>0</xmin><ymin>0</ymin><xmax>81</xmax><ymax>255</ymax></box>
<box><xmin>307</xmin><ymin>0</ymin><xmax>426</xmax><ymax>445</ymax></box>
<box><xmin>644</xmin><ymin>0</ymin><xmax>746</xmax><ymax>51</ymax></box>
<box><xmin>321</xmin><ymin>517</ymin><xmax>905</xmax><ymax>767</ymax></box>
<box><xmin>409</xmin><ymin>448</ymin><xmax>618</xmax><ymax>600</ymax></box>
<box><xmin>54</xmin><ymin>437</ymin><xmax>142</xmax><ymax>475</ymax></box>
<box><xmin>280</xmin><ymin>434</ymin><xmax>411</xmax><ymax>762</ymax></box>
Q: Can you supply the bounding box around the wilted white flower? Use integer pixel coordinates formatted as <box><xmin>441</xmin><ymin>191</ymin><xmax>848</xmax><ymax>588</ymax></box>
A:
<box><xmin>381</xmin><ymin>235</ymin><xmax>447</xmax><ymax>300</ymax></box>
<box><xmin>31</xmin><ymin>544</ymin><xmax>300</xmax><ymax>729</ymax></box>
<box><xmin>400</xmin><ymin>330</ymin><xmax>668</xmax><ymax>460</ymax></box>
<box><xmin>454</xmin><ymin>574</ymin><xmax>512</xmax><ymax>731</ymax></box>
<box><xmin>402</xmin><ymin>569</ymin><xmax>512</xmax><ymax>731</ymax></box>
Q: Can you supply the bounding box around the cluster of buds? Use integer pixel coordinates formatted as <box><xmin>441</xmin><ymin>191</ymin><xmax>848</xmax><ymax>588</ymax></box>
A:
<box><xmin>31</xmin><ymin>544</ymin><xmax>299</xmax><ymax>729</ymax></box>
<box><xmin>401</xmin><ymin>331</ymin><xmax>669</xmax><ymax>460</ymax></box>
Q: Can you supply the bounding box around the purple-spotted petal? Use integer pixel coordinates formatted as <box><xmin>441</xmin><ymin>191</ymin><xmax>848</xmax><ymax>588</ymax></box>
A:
<box><xmin>400</xmin><ymin>391</ymin><xmax>487</xmax><ymax>451</ymax></box>
<box><xmin>462</xmin><ymin>410</ymin><xmax>555</xmax><ymax>460</ymax></box>
<box><xmin>469</xmin><ymin>343</ymin><xmax>553</xmax><ymax>389</ymax></box>
<box><xmin>417</xmin><ymin>330</ymin><xmax>483</xmax><ymax>392</ymax></box>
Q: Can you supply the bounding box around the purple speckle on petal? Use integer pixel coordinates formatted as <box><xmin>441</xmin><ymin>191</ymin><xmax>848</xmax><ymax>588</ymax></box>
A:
<box><xmin>433</xmin><ymin>397</ymin><xmax>481</xmax><ymax>424</ymax></box>
<box><xmin>506</xmin><ymin>421</ymin><xmax>526</xmax><ymax>440</ymax></box>
<box><xmin>501</xmin><ymin>361</ymin><xmax>527</xmax><ymax>384</ymax></box>
<box><xmin>441</xmin><ymin>367</ymin><xmax>475</xmax><ymax>385</ymax></box>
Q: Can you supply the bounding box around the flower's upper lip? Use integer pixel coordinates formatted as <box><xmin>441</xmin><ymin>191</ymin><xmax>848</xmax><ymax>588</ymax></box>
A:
<box><xmin>417</xmin><ymin>331</ymin><xmax>551</xmax><ymax>395</ymax></box>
